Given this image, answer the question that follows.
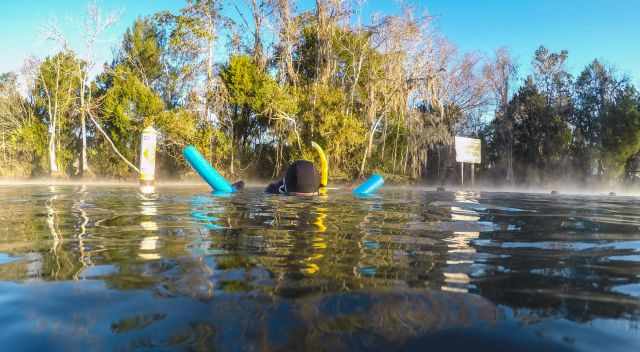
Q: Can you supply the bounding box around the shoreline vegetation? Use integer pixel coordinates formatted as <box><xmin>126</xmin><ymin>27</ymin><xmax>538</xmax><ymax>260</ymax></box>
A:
<box><xmin>2</xmin><ymin>1</ymin><xmax>640</xmax><ymax>189</ymax></box>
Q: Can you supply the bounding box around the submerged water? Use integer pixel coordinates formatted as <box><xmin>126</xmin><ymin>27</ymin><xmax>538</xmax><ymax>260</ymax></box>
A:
<box><xmin>0</xmin><ymin>185</ymin><xmax>639</xmax><ymax>351</ymax></box>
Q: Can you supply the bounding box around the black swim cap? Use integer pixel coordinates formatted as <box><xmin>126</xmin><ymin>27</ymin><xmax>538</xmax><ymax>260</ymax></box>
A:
<box><xmin>284</xmin><ymin>160</ymin><xmax>320</xmax><ymax>194</ymax></box>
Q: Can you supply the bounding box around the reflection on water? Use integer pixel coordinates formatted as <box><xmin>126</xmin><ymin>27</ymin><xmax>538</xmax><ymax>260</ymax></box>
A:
<box><xmin>0</xmin><ymin>186</ymin><xmax>639</xmax><ymax>351</ymax></box>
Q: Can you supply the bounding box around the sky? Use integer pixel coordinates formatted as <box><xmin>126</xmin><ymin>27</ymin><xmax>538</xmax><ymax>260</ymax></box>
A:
<box><xmin>1</xmin><ymin>0</ymin><xmax>639</xmax><ymax>85</ymax></box>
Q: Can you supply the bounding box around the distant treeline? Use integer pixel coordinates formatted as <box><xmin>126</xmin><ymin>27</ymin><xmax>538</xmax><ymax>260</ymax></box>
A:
<box><xmin>1</xmin><ymin>1</ymin><xmax>639</xmax><ymax>186</ymax></box>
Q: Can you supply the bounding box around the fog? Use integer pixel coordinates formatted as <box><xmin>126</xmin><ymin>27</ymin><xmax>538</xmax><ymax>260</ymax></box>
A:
<box><xmin>1</xmin><ymin>177</ymin><xmax>639</xmax><ymax>198</ymax></box>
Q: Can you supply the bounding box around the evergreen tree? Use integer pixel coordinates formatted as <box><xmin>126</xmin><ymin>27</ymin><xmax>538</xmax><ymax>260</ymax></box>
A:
<box><xmin>600</xmin><ymin>87</ymin><xmax>640</xmax><ymax>180</ymax></box>
<box><xmin>572</xmin><ymin>60</ymin><xmax>628</xmax><ymax>178</ymax></box>
<box><xmin>507</xmin><ymin>78</ymin><xmax>571</xmax><ymax>183</ymax></box>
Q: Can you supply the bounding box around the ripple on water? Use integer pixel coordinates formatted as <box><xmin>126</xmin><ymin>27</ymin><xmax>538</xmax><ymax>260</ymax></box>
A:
<box><xmin>0</xmin><ymin>186</ymin><xmax>639</xmax><ymax>351</ymax></box>
<box><xmin>607</xmin><ymin>255</ymin><xmax>640</xmax><ymax>262</ymax></box>
<box><xmin>611</xmin><ymin>284</ymin><xmax>640</xmax><ymax>298</ymax></box>
<box><xmin>0</xmin><ymin>253</ymin><xmax>18</xmax><ymax>265</ymax></box>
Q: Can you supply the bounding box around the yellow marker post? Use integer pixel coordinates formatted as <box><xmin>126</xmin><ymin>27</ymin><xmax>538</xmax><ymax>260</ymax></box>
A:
<box><xmin>139</xmin><ymin>126</ymin><xmax>157</xmax><ymax>189</ymax></box>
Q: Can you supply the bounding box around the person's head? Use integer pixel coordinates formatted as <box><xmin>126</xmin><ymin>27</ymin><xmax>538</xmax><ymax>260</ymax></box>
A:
<box><xmin>283</xmin><ymin>160</ymin><xmax>320</xmax><ymax>196</ymax></box>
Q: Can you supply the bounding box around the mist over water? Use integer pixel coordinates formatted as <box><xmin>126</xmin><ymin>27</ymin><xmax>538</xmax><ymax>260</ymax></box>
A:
<box><xmin>0</xmin><ymin>185</ymin><xmax>639</xmax><ymax>351</ymax></box>
<box><xmin>2</xmin><ymin>178</ymin><xmax>639</xmax><ymax>197</ymax></box>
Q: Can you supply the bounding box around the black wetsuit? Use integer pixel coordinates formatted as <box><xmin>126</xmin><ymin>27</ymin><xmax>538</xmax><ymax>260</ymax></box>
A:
<box><xmin>265</xmin><ymin>179</ymin><xmax>285</xmax><ymax>194</ymax></box>
<box><xmin>266</xmin><ymin>160</ymin><xmax>320</xmax><ymax>194</ymax></box>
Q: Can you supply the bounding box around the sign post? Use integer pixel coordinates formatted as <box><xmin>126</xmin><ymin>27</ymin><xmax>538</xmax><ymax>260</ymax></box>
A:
<box><xmin>455</xmin><ymin>136</ymin><xmax>481</xmax><ymax>187</ymax></box>
<box><xmin>471</xmin><ymin>163</ymin><xmax>475</xmax><ymax>186</ymax></box>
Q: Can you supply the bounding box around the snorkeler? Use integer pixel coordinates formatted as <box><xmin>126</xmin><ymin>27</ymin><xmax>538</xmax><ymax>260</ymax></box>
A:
<box><xmin>184</xmin><ymin>142</ymin><xmax>351</xmax><ymax>196</ymax></box>
<box><xmin>266</xmin><ymin>160</ymin><xmax>322</xmax><ymax>195</ymax></box>
<box><xmin>266</xmin><ymin>142</ymin><xmax>328</xmax><ymax>196</ymax></box>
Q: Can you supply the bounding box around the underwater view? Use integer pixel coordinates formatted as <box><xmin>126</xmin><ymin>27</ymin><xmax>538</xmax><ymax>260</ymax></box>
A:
<box><xmin>0</xmin><ymin>185</ymin><xmax>639</xmax><ymax>351</ymax></box>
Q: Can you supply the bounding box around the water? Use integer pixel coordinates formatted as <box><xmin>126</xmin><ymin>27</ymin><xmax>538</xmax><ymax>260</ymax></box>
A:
<box><xmin>0</xmin><ymin>185</ymin><xmax>639</xmax><ymax>351</ymax></box>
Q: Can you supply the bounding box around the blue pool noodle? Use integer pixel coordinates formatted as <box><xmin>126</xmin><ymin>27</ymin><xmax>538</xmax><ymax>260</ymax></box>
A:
<box><xmin>353</xmin><ymin>174</ymin><xmax>384</xmax><ymax>195</ymax></box>
<box><xmin>183</xmin><ymin>145</ymin><xmax>235</xmax><ymax>193</ymax></box>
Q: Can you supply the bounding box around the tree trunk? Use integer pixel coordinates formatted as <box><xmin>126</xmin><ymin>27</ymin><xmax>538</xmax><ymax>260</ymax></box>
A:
<box><xmin>437</xmin><ymin>147</ymin><xmax>441</xmax><ymax>178</ymax></box>
<box><xmin>230</xmin><ymin>146</ymin><xmax>235</xmax><ymax>175</ymax></box>
<box><xmin>1</xmin><ymin>131</ymin><xmax>5</xmax><ymax>164</ymax></box>
<box><xmin>507</xmin><ymin>141</ymin><xmax>514</xmax><ymax>183</ymax></box>
<box><xmin>359</xmin><ymin>116</ymin><xmax>382</xmax><ymax>178</ymax></box>
<box><xmin>49</xmin><ymin>65</ymin><xmax>60</xmax><ymax>176</ymax></box>
<box><xmin>359</xmin><ymin>80</ymin><xmax>380</xmax><ymax>177</ymax></box>
<box><xmin>204</xmin><ymin>4</ymin><xmax>216</xmax><ymax>121</ymax></box>
<box><xmin>315</xmin><ymin>0</ymin><xmax>332</xmax><ymax>84</ymax></box>
<box><xmin>49</xmin><ymin>132</ymin><xmax>58</xmax><ymax>175</ymax></box>
<box><xmin>380</xmin><ymin>117</ymin><xmax>388</xmax><ymax>163</ymax></box>
<box><xmin>402</xmin><ymin>143</ymin><xmax>409</xmax><ymax>175</ymax></box>
<box><xmin>0</xmin><ymin>131</ymin><xmax>8</xmax><ymax>169</ymax></box>
<box><xmin>230</xmin><ymin>119</ymin><xmax>235</xmax><ymax>175</ymax></box>
<box><xmin>250</xmin><ymin>0</ymin><xmax>266</xmax><ymax>71</ymax></box>
<box><xmin>79</xmin><ymin>70</ymin><xmax>89</xmax><ymax>176</ymax></box>
<box><xmin>88</xmin><ymin>112</ymin><xmax>140</xmax><ymax>174</ymax></box>
<box><xmin>81</xmin><ymin>113</ymin><xmax>88</xmax><ymax>174</ymax></box>
<box><xmin>276</xmin><ymin>0</ymin><xmax>297</xmax><ymax>86</ymax></box>
<box><xmin>392</xmin><ymin>121</ymin><xmax>400</xmax><ymax>173</ymax></box>
<box><xmin>274</xmin><ymin>134</ymin><xmax>281</xmax><ymax>178</ymax></box>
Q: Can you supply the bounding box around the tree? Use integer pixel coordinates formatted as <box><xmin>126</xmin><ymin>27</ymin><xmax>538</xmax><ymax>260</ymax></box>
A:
<box><xmin>8</xmin><ymin>0</ymin><xmax>640</xmax><ymax>188</ymax></box>
<box><xmin>165</xmin><ymin>0</ymin><xmax>227</xmax><ymax>120</ymax></box>
<box><xmin>157</xmin><ymin>1</ymin><xmax>232</xmax><ymax>175</ymax></box>
<box><xmin>0</xmin><ymin>72</ymin><xmax>42</xmax><ymax>175</ymax></box>
<box><xmin>94</xmin><ymin>65</ymin><xmax>164</xmax><ymax>176</ymax></box>
<box><xmin>0</xmin><ymin>73</ymin><xmax>24</xmax><ymax>164</ymax></box>
<box><xmin>153</xmin><ymin>13</ymin><xmax>200</xmax><ymax>108</ymax></box>
<box><xmin>32</xmin><ymin>51</ymin><xmax>83</xmax><ymax>176</ymax></box>
<box><xmin>273</xmin><ymin>0</ymin><xmax>299</xmax><ymax>85</ymax></box>
<box><xmin>532</xmin><ymin>46</ymin><xmax>572</xmax><ymax>109</ymax></box>
<box><xmin>38</xmin><ymin>2</ymin><xmax>120</xmax><ymax>177</ymax></box>
<box><xmin>89</xmin><ymin>18</ymin><xmax>165</xmax><ymax>177</ymax></box>
<box><xmin>572</xmin><ymin>60</ymin><xmax>628</xmax><ymax>178</ymax></box>
<box><xmin>600</xmin><ymin>87</ymin><xmax>640</xmax><ymax>181</ymax></box>
<box><xmin>297</xmin><ymin>84</ymin><xmax>366</xmax><ymax>176</ymax></box>
<box><xmin>484</xmin><ymin>46</ymin><xmax>573</xmax><ymax>184</ymax></box>
<box><xmin>508</xmin><ymin>78</ymin><xmax>571</xmax><ymax>183</ymax></box>
<box><xmin>91</xmin><ymin>16</ymin><xmax>199</xmax><ymax>178</ymax></box>
<box><xmin>77</xmin><ymin>3</ymin><xmax>119</xmax><ymax>176</ymax></box>
<box><xmin>483</xmin><ymin>47</ymin><xmax>517</xmax><ymax>182</ymax></box>
<box><xmin>220</xmin><ymin>54</ymin><xmax>295</xmax><ymax>175</ymax></box>
<box><xmin>231</xmin><ymin>0</ymin><xmax>271</xmax><ymax>71</ymax></box>
<box><xmin>116</xmin><ymin>18</ymin><xmax>163</xmax><ymax>87</ymax></box>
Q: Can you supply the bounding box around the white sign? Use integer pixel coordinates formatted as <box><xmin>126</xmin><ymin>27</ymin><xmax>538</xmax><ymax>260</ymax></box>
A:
<box><xmin>455</xmin><ymin>136</ymin><xmax>481</xmax><ymax>164</ymax></box>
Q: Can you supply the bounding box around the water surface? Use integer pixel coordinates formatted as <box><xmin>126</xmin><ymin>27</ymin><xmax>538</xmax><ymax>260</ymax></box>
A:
<box><xmin>0</xmin><ymin>185</ymin><xmax>639</xmax><ymax>351</ymax></box>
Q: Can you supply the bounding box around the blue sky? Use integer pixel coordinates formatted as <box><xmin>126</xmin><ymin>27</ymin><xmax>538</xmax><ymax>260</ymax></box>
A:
<box><xmin>0</xmin><ymin>0</ymin><xmax>181</xmax><ymax>74</ymax></box>
<box><xmin>1</xmin><ymin>0</ymin><xmax>638</xmax><ymax>85</ymax></box>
